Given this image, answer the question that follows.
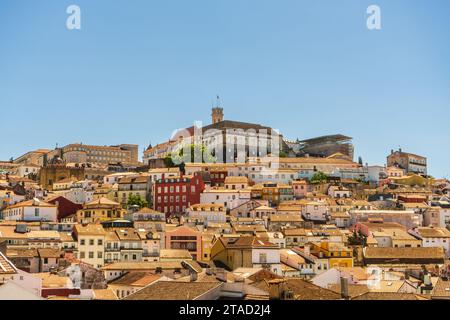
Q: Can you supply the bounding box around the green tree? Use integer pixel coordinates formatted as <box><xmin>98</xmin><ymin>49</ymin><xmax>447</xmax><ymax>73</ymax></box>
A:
<box><xmin>166</xmin><ymin>143</ymin><xmax>216</xmax><ymax>167</ymax></box>
<box><xmin>127</xmin><ymin>194</ymin><xmax>148</xmax><ymax>209</ymax></box>
<box><xmin>358</xmin><ymin>156</ymin><xmax>363</xmax><ymax>166</ymax></box>
<box><xmin>310</xmin><ymin>171</ymin><xmax>328</xmax><ymax>184</ymax></box>
<box><xmin>348</xmin><ymin>230</ymin><xmax>367</xmax><ymax>246</ymax></box>
<box><xmin>163</xmin><ymin>155</ymin><xmax>176</xmax><ymax>168</ymax></box>
<box><xmin>278</xmin><ymin>151</ymin><xmax>288</xmax><ymax>158</ymax></box>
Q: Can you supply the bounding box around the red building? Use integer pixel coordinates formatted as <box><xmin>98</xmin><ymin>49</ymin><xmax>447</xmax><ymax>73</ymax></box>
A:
<box><xmin>209</xmin><ymin>169</ymin><xmax>228</xmax><ymax>187</ymax></box>
<box><xmin>47</xmin><ymin>196</ymin><xmax>83</xmax><ymax>221</ymax></box>
<box><xmin>152</xmin><ymin>173</ymin><xmax>205</xmax><ymax>217</ymax></box>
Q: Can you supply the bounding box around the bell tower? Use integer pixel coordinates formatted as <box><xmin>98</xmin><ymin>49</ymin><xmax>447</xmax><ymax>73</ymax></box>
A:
<box><xmin>211</xmin><ymin>107</ymin><xmax>224</xmax><ymax>124</ymax></box>
<box><xmin>211</xmin><ymin>95</ymin><xmax>224</xmax><ymax>124</ymax></box>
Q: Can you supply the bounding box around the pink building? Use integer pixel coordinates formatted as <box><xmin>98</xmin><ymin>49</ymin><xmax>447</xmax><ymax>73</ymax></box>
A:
<box><xmin>292</xmin><ymin>180</ymin><xmax>308</xmax><ymax>199</ymax></box>
<box><xmin>165</xmin><ymin>226</ymin><xmax>202</xmax><ymax>260</ymax></box>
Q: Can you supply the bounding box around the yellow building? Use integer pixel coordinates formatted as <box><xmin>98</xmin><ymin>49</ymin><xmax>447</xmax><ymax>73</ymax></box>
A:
<box><xmin>76</xmin><ymin>198</ymin><xmax>126</xmax><ymax>224</ymax></box>
<box><xmin>390</xmin><ymin>174</ymin><xmax>432</xmax><ymax>187</ymax></box>
<box><xmin>310</xmin><ymin>242</ymin><xmax>354</xmax><ymax>268</ymax></box>
<box><xmin>200</xmin><ymin>233</ymin><xmax>215</xmax><ymax>262</ymax></box>
<box><xmin>260</xmin><ymin>183</ymin><xmax>294</xmax><ymax>205</ymax></box>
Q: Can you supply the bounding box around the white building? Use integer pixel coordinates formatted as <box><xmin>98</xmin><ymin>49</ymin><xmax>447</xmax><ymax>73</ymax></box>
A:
<box><xmin>409</xmin><ymin>227</ymin><xmax>450</xmax><ymax>256</ymax></box>
<box><xmin>266</xmin><ymin>232</ymin><xmax>286</xmax><ymax>248</ymax></box>
<box><xmin>17</xmin><ymin>164</ymin><xmax>41</xmax><ymax>178</ymax></box>
<box><xmin>251</xmin><ymin>244</ymin><xmax>282</xmax><ymax>275</ymax></box>
<box><xmin>200</xmin><ymin>189</ymin><xmax>251</xmax><ymax>210</ymax></box>
<box><xmin>1</xmin><ymin>198</ymin><xmax>58</xmax><ymax>222</ymax></box>
<box><xmin>103</xmin><ymin>172</ymin><xmax>139</xmax><ymax>185</ymax></box>
<box><xmin>148</xmin><ymin>168</ymin><xmax>180</xmax><ymax>183</ymax></box>
<box><xmin>328</xmin><ymin>186</ymin><xmax>351</xmax><ymax>199</ymax></box>
<box><xmin>349</xmin><ymin>209</ymin><xmax>423</xmax><ymax>230</ymax></box>
<box><xmin>367</xmin><ymin>165</ymin><xmax>387</xmax><ymax>184</ymax></box>
<box><xmin>53</xmin><ymin>187</ymin><xmax>94</xmax><ymax>205</ymax></box>
<box><xmin>301</xmin><ymin>201</ymin><xmax>329</xmax><ymax>222</ymax></box>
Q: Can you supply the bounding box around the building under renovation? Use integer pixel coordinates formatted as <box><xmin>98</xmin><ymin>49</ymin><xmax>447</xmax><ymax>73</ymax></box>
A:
<box><xmin>295</xmin><ymin>134</ymin><xmax>354</xmax><ymax>160</ymax></box>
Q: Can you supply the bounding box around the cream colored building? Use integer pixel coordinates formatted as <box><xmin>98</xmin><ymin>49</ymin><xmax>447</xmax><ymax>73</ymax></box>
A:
<box><xmin>73</xmin><ymin>224</ymin><xmax>106</xmax><ymax>268</ymax></box>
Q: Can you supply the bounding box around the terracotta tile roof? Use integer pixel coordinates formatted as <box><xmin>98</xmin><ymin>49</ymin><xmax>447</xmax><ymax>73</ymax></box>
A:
<box><xmin>131</xmin><ymin>274</ymin><xmax>163</xmax><ymax>287</ymax></box>
<box><xmin>431</xmin><ymin>278</ymin><xmax>450</xmax><ymax>299</ymax></box>
<box><xmin>93</xmin><ymin>289</ymin><xmax>119</xmax><ymax>300</ymax></box>
<box><xmin>415</xmin><ymin>227</ymin><xmax>450</xmax><ymax>238</ymax></box>
<box><xmin>102</xmin><ymin>260</ymin><xmax>202</xmax><ymax>273</ymax></box>
<box><xmin>123</xmin><ymin>281</ymin><xmax>222</xmax><ymax>300</ymax></box>
<box><xmin>37</xmin><ymin>248</ymin><xmax>62</xmax><ymax>258</ymax></box>
<box><xmin>6</xmin><ymin>248</ymin><xmax>38</xmax><ymax>258</ymax></box>
<box><xmin>328</xmin><ymin>283</ymin><xmax>369</xmax><ymax>298</ymax></box>
<box><xmin>115</xmin><ymin>228</ymin><xmax>141</xmax><ymax>241</ymax></box>
<box><xmin>105</xmin><ymin>231</ymin><xmax>120</xmax><ymax>241</ymax></box>
<box><xmin>269</xmin><ymin>214</ymin><xmax>303</xmax><ymax>222</ymax></box>
<box><xmin>282</xmin><ymin>228</ymin><xmax>307</xmax><ymax>236</ymax></box>
<box><xmin>233</xmin><ymin>225</ymin><xmax>267</xmax><ymax>233</ymax></box>
<box><xmin>224</xmin><ymin>176</ymin><xmax>249</xmax><ymax>184</ymax></box>
<box><xmin>27</xmin><ymin>230</ymin><xmax>61</xmax><ymax>239</ymax></box>
<box><xmin>108</xmin><ymin>272</ymin><xmax>161</xmax><ymax>287</ymax></box>
<box><xmin>59</xmin><ymin>232</ymin><xmax>75</xmax><ymax>242</ymax></box>
<box><xmin>337</xmin><ymin>267</ymin><xmax>370</xmax><ymax>281</ymax></box>
<box><xmin>221</xmin><ymin>236</ymin><xmax>278</xmax><ymax>249</ymax></box>
<box><xmin>136</xmin><ymin>207</ymin><xmax>163</xmax><ymax>214</ymax></box>
<box><xmin>74</xmin><ymin>224</ymin><xmax>106</xmax><ymax>236</ymax></box>
<box><xmin>5</xmin><ymin>199</ymin><xmax>56</xmax><ymax>210</ymax></box>
<box><xmin>364</xmin><ymin>247</ymin><xmax>445</xmax><ymax>260</ymax></box>
<box><xmin>352</xmin><ymin>292</ymin><xmax>428</xmax><ymax>300</ymax></box>
<box><xmin>35</xmin><ymin>273</ymin><xmax>70</xmax><ymax>288</ymax></box>
<box><xmin>118</xmin><ymin>175</ymin><xmax>149</xmax><ymax>184</ymax></box>
<box><xmin>159</xmin><ymin>249</ymin><xmax>192</xmax><ymax>260</ymax></box>
<box><xmin>0</xmin><ymin>251</ymin><xmax>17</xmax><ymax>275</ymax></box>
<box><xmin>85</xmin><ymin>197</ymin><xmax>120</xmax><ymax>207</ymax></box>
<box><xmin>262</xmin><ymin>278</ymin><xmax>342</xmax><ymax>300</ymax></box>
<box><xmin>0</xmin><ymin>226</ymin><xmax>28</xmax><ymax>239</ymax></box>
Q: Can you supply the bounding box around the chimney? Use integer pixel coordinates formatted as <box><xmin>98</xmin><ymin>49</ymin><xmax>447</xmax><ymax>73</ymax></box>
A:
<box><xmin>340</xmin><ymin>277</ymin><xmax>349</xmax><ymax>300</ymax></box>
<box><xmin>268</xmin><ymin>279</ymin><xmax>285</xmax><ymax>300</ymax></box>
<box><xmin>190</xmin><ymin>270</ymin><xmax>198</xmax><ymax>282</ymax></box>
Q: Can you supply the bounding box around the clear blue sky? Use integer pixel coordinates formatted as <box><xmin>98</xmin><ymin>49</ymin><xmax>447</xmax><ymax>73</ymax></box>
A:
<box><xmin>1</xmin><ymin>0</ymin><xmax>449</xmax><ymax>178</ymax></box>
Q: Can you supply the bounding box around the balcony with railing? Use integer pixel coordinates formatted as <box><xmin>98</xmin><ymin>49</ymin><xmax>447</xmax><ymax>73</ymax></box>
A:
<box><xmin>120</xmin><ymin>245</ymin><xmax>143</xmax><ymax>251</ymax></box>
<box><xmin>409</xmin><ymin>159</ymin><xmax>426</xmax><ymax>166</ymax></box>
